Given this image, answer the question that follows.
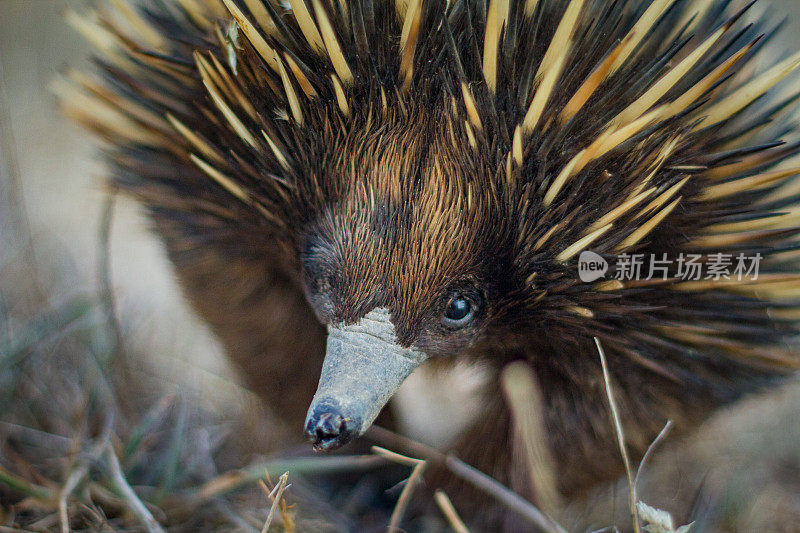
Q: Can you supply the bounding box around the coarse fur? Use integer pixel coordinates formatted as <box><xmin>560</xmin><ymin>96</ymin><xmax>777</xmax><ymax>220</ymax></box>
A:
<box><xmin>61</xmin><ymin>0</ymin><xmax>800</xmax><ymax>526</ymax></box>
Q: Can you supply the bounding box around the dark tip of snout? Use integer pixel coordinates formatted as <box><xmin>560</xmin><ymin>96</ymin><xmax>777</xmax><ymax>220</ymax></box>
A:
<box><xmin>304</xmin><ymin>405</ymin><xmax>357</xmax><ymax>451</ymax></box>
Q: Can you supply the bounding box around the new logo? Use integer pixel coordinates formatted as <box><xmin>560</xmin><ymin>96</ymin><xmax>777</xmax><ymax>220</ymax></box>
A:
<box><xmin>578</xmin><ymin>251</ymin><xmax>608</xmax><ymax>282</ymax></box>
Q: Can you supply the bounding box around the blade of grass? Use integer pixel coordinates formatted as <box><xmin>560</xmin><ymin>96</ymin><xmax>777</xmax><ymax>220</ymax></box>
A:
<box><xmin>123</xmin><ymin>395</ymin><xmax>175</xmax><ymax>460</ymax></box>
<box><xmin>155</xmin><ymin>401</ymin><xmax>187</xmax><ymax>500</ymax></box>
<box><xmin>371</xmin><ymin>447</ymin><xmax>427</xmax><ymax>532</ymax></box>
<box><xmin>634</xmin><ymin>420</ymin><xmax>673</xmax><ymax>491</ymax></box>
<box><xmin>104</xmin><ymin>444</ymin><xmax>166</xmax><ymax>533</ymax></box>
<box><xmin>194</xmin><ymin>454</ymin><xmax>386</xmax><ymax>501</ymax></box>
<box><xmin>0</xmin><ymin>464</ymin><xmax>56</xmax><ymax>502</ymax></box>
<box><xmin>501</xmin><ymin>360</ymin><xmax>561</xmax><ymax>513</ymax></box>
<box><xmin>1</xmin><ymin>298</ymin><xmax>94</xmax><ymax>369</ymax></box>
<box><xmin>595</xmin><ymin>337</ymin><xmax>641</xmax><ymax>533</ymax></box>
<box><xmin>97</xmin><ymin>190</ymin><xmax>124</xmax><ymax>364</ymax></box>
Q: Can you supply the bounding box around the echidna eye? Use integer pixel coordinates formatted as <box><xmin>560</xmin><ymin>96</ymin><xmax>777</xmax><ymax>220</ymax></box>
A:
<box><xmin>443</xmin><ymin>296</ymin><xmax>475</xmax><ymax>327</ymax></box>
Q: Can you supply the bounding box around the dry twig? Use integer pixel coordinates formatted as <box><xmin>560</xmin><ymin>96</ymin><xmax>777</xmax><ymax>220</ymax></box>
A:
<box><xmin>372</xmin><ymin>446</ymin><xmax>427</xmax><ymax>532</ymax></box>
<box><xmin>445</xmin><ymin>454</ymin><xmax>567</xmax><ymax>533</ymax></box>
<box><xmin>368</xmin><ymin>426</ymin><xmax>567</xmax><ymax>533</ymax></box>
<box><xmin>434</xmin><ymin>490</ymin><xmax>470</xmax><ymax>533</ymax></box>
<box><xmin>261</xmin><ymin>472</ymin><xmax>289</xmax><ymax>533</ymax></box>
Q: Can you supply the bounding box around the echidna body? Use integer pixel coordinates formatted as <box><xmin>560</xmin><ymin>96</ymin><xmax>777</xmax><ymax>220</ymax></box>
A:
<box><xmin>64</xmin><ymin>0</ymin><xmax>800</xmax><ymax>524</ymax></box>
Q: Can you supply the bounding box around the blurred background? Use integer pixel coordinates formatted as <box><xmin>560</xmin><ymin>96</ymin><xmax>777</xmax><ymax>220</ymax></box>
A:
<box><xmin>3</xmin><ymin>1</ymin><xmax>800</xmax><ymax>531</ymax></box>
<box><xmin>1</xmin><ymin>0</ymin><xmax>249</xmax><ymax>413</ymax></box>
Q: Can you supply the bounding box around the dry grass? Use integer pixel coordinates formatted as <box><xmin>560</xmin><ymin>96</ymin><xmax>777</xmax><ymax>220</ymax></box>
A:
<box><xmin>0</xmin><ymin>264</ymin><xmax>393</xmax><ymax>530</ymax></box>
<box><xmin>594</xmin><ymin>338</ymin><xmax>691</xmax><ymax>533</ymax></box>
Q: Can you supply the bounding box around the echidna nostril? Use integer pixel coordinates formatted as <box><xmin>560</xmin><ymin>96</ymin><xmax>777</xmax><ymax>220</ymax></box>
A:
<box><xmin>305</xmin><ymin>406</ymin><xmax>355</xmax><ymax>451</ymax></box>
<box><xmin>314</xmin><ymin>412</ymin><xmax>345</xmax><ymax>440</ymax></box>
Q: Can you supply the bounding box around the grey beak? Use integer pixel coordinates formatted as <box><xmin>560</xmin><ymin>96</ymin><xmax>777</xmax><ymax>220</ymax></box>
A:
<box><xmin>304</xmin><ymin>308</ymin><xmax>428</xmax><ymax>451</ymax></box>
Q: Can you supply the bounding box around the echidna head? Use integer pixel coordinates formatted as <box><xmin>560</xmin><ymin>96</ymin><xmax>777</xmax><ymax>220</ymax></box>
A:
<box><xmin>299</xmin><ymin>107</ymin><xmax>512</xmax><ymax>449</ymax></box>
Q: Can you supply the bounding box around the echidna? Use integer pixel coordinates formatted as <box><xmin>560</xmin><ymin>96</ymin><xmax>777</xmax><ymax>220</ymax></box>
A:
<box><xmin>62</xmin><ymin>0</ymin><xmax>800</xmax><ymax>525</ymax></box>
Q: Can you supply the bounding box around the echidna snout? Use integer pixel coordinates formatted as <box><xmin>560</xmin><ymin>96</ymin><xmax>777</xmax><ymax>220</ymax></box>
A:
<box><xmin>305</xmin><ymin>308</ymin><xmax>429</xmax><ymax>451</ymax></box>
